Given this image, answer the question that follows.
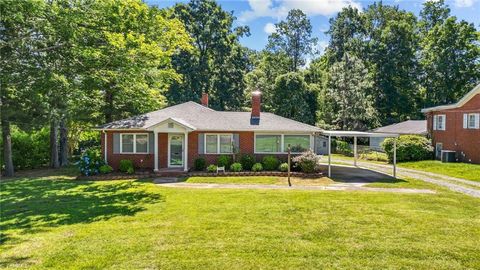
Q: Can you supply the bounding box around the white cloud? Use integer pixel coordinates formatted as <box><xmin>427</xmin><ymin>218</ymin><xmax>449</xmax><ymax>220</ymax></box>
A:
<box><xmin>239</xmin><ymin>0</ymin><xmax>362</xmax><ymax>23</ymax></box>
<box><xmin>318</xmin><ymin>41</ymin><xmax>328</xmax><ymax>55</ymax></box>
<box><xmin>264</xmin><ymin>22</ymin><xmax>277</xmax><ymax>34</ymax></box>
<box><xmin>454</xmin><ymin>0</ymin><xmax>476</xmax><ymax>7</ymax></box>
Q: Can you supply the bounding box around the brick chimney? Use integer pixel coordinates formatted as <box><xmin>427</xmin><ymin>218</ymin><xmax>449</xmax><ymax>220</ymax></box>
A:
<box><xmin>201</xmin><ymin>93</ymin><xmax>209</xmax><ymax>107</ymax></box>
<box><xmin>251</xmin><ymin>90</ymin><xmax>261</xmax><ymax>123</ymax></box>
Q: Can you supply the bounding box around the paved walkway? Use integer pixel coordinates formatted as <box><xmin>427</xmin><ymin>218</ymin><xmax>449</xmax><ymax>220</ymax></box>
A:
<box><xmin>156</xmin><ymin>182</ymin><xmax>435</xmax><ymax>194</ymax></box>
<box><xmin>327</xmin><ymin>158</ymin><xmax>480</xmax><ymax>198</ymax></box>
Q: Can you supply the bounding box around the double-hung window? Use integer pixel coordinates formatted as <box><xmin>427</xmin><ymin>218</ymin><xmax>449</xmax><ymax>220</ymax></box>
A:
<box><xmin>464</xmin><ymin>113</ymin><xmax>480</xmax><ymax>129</ymax></box>
<box><xmin>121</xmin><ymin>134</ymin><xmax>149</xmax><ymax>154</ymax></box>
<box><xmin>205</xmin><ymin>134</ymin><xmax>233</xmax><ymax>154</ymax></box>
<box><xmin>433</xmin><ymin>115</ymin><xmax>446</xmax><ymax>131</ymax></box>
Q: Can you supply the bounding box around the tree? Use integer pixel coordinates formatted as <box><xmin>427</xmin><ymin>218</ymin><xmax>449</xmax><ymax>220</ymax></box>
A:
<box><xmin>168</xmin><ymin>0</ymin><xmax>250</xmax><ymax>110</ymax></box>
<box><xmin>419</xmin><ymin>1</ymin><xmax>480</xmax><ymax>106</ymax></box>
<box><xmin>272</xmin><ymin>72</ymin><xmax>317</xmax><ymax>125</ymax></box>
<box><xmin>267</xmin><ymin>9</ymin><xmax>317</xmax><ymax>71</ymax></box>
<box><xmin>325</xmin><ymin>54</ymin><xmax>378</xmax><ymax>130</ymax></box>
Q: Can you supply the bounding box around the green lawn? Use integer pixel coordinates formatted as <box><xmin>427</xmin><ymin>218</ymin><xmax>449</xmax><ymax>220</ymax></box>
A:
<box><xmin>1</xmin><ymin>170</ymin><xmax>480</xmax><ymax>269</ymax></box>
<box><xmin>399</xmin><ymin>160</ymin><xmax>480</xmax><ymax>182</ymax></box>
<box><xmin>184</xmin><ymin>176</ymin><xmax>333</xmax><ymax>186</ymax></box>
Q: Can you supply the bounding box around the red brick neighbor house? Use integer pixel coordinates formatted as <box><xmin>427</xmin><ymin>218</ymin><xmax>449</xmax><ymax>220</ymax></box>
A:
<box><xmin>421</xmin><ymin>84</ymin><xmax>480</xmax><ymax>164</ymax></box>
<box><xmin>98</xmin><ymin>92</ymin><xmax>321</xmax><ymax>171</ymax></box>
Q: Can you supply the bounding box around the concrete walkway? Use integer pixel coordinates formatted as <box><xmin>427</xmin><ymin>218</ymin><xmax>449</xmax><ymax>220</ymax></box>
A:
<box><xmin>327</xmin><ymin>158</ymin><xmax>480</xmax><ymax>198</ymax></box>
<box><xmin>156</xmin><ymin>182</ymin><xmax>435</xmax><ymax>194</ymax></box>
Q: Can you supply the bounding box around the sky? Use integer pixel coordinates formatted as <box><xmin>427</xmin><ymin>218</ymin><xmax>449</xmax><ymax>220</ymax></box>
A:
<box><xmin>145</xmin><ymin>0</ymin><xmax>480</xmax><ymax>52</ymax></box>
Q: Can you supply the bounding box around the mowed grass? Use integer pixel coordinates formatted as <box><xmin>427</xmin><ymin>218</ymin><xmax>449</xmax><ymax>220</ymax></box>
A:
<box><xmin>184</xmin><ymin>176</ymin><xmax>334</xmax><ymax>186</ymax></box>
<box><xmin>1</xmin><ymin>170</ymin><xmax>480</xmax><ymax>269</ymax></box>
<box><xmin>399</xmin><ymin>160</ymin><xmax>480</xmax><ymax>182</ymax></box>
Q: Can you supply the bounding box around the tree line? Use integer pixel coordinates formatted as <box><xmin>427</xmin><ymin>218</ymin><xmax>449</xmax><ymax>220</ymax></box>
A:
<box><xmin>1</xmin><ymin>0</ymin><xmax>479</xmax><ymax>176</ymax></box>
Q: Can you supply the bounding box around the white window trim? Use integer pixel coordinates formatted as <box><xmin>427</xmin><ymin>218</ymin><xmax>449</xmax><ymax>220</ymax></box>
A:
<box><xmin>466</xmin><ymin>113</ymin><xmax>479</xmax><ymax>129</ymax></box>
<box><xmin>254</xmin><ymin>133</ymin><xmax>312</xmax><ymax>154</ymax></box>
<box><xmin>204</xmin><ymin>133</ymin><xmax>234</xmax><ymax>154</ymax></box>
<box><xmin>120</xmin><ymin>133</ymin><xmax>149</xmax><ymax>154</ymax></box>
<box><xmin>434</xmin><ymin>114</ymin><xmax>446</xmax><ymax>131</ymax></box>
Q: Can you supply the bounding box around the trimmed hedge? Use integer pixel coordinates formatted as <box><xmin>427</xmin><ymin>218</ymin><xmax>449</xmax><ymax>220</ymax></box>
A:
<box><xmin>382</xmin><ymin>135</ymin><xmax>433</xmax><ymax>162</ymax></box>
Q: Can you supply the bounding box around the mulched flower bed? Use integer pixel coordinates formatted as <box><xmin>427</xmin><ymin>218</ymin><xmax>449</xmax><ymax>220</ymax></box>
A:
<box><xmin>77</xmin><ymin>171</ymin><xmax>323</xmax><ymax>181</ymax></box>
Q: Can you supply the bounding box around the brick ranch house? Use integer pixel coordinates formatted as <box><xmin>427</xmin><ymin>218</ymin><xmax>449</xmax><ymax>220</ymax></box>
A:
<box><xmin>421</xmin><ymin>84</ymin><xmax>480</xmax><ymax>164</ymax></box>
<box><xmin>97</xmin><ymin>92</ymin><xmax>322</xmax><ymax>171</ymax></box>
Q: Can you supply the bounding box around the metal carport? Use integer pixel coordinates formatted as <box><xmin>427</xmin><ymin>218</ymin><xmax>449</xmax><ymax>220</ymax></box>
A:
<box><xmin>321</xmin><ymin>131</ymin><xmax>399</xmax><ymax>178</ymax></box>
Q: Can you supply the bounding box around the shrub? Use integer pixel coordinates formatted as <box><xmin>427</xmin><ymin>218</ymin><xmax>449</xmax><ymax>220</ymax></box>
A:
<box><xmin>119</xmin><ymin>159</ymin><xmax>134</xmax><ymax>173</ymax></box>
<box><xmin>382</xmin><ymin>135</ymin><xmax>433</xmax><ymax>162</ymax></box>
<box><xmin>239</xmin><ymin>154</ymin><xmax>255</xmax><ymax>171</ymax></box>
<box><xmin>230</xmin><ymin>162</ymin><xmax>242</xmax><ymax>172</ymax></box>
<box><xmin>278</xmin><ymin>162</ymin><xmax>289</xmax><ymax>172</ymax></box>
<box><xmin>262</xmin><ymin>155</ymin><xmax>279</xmax><ymax>171</ymax></box>
<box><xmin>194</xmin><ymin>157</ymin><xmax>207</xmax><ymax>171</ymax></box>
<box><xmin>126</xmin><ymin>167</ymin><xmax>134</xmax><ymax>174</ymax></box>
<box><xmin>78</xmin><ymin>147</ymin><xmax>105</xmax><ymax>176</ymax></box>
<box><xmin>336</xmin><ymin>140</ymin><xmax>352</xmax><ymax>156</ymax></box>
<box><xmin>251</xmin><ymin>163</ymin><xmax>263</xmax><ymax>172</ymax></box>
<box><xmin>207</xmin><ymin>164</ymin><xmax>217</xmax><ymax>173</ymax></box>
<box><xmin>99</xmin><ymin>164</ymin><xmax>113</xmax><ymax>174</ymax></box>
<box><xmin>292</xmin><ymin>149</ymin><xmax>321</xmax><ymax>173</ymax></box>
<box><xmin>217</xmin><ymin>155</ymin><xmax>232</xmax><ymax>168</ymax></box>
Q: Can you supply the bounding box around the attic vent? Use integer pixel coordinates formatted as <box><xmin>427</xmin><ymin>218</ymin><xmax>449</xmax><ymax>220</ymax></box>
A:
<box><xmin>168</xmin><ymin>123</ymin><xmax>174</xmax><ymax>128</ymax></box>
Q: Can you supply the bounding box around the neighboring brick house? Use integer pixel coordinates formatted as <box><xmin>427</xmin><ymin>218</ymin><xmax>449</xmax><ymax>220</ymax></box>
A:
<box><xmin>421</xmin><ymin>84</ymin><xmax>480</xmax><ymax>163</ymax></box>
<box><xmin>97</xmin><ymin>92</ymin><xmax>321</xmax><ymax>171</ymax></box>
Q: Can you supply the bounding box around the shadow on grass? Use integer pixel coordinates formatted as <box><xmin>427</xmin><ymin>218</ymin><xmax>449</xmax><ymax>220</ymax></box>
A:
<box><xmin>0</xmin><ymin>176</ymin><xmax>163</xmax><ymax>247</ymax></box>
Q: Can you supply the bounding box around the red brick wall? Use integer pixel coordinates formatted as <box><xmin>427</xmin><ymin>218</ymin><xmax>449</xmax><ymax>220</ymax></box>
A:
<box><xmin>102</xmin><ymin>130</ymin><xmax>295</xmax><ymax>170</ymax></box>
<box><xmin>427</xmin><ymin>94</ymin><xmax>480</xmax><ymax>163</ymax></box>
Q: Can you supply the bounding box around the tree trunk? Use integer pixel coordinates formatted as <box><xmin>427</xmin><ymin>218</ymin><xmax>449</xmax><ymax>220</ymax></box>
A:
<box><xmin>104</xmin><ymin>87</ymin><xmax>114</xmax><ymax>123</ymax></box>
<box><xmin>50</xmin><ymin>119</ymin><xmax>60</xmax><ymax>168</ymax></box>
<box><xmin>59</xmin><ymin>117</ymin><xmax>68</xmax><ymax>166</ymax></box>
<box><xmin>1</xmin><ymin>118</ymin><xmax>14</xmax><ymax>177</ymax></box>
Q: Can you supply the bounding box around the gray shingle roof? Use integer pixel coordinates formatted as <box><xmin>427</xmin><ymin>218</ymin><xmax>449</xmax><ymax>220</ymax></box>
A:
<box><xmin>372</xmin><ymin>120</ymin><xmax>427</xmax><ymax>135</ymax></box>
<box><xmin>97</xmin><ymin>101</ymin><xmax>321</xmax><ymax>132</ymax></box>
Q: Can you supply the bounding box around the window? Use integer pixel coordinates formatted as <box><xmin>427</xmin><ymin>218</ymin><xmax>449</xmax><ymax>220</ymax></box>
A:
<box><xmin>255</xmin><ymin>135</ymin><xmax>282</xmax><ymax>153</ymax></box>
<box><xmin>284</xmin><ymin>135</ymin><xmax>310</xmax><ymax>153</ymax></box>
<box><xmin>434</xmin><ymin>115</ymin><xmax>446</xmax><ymax>131</ymax></box>
<box><xmin>468</xmin><ymin>114</ymin><xmax>476</xmax><ymax>128</ymax></box>
<box><xmin>205</xmin><ymin>134</ymin><xmax>233</xmax><ymax>154</ymax></box>
<box><xmin>121</xmin><ymin>133</ymin><xmax>149</xmax><ymax>154</ymax></box>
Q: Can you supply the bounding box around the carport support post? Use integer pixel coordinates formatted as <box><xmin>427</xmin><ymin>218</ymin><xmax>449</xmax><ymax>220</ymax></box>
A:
<box><xmin>354</xmin><ymin>136</ymin><xmax>357</xmax><ymax>167</ymax></box>
<box><xmin>393</xmin><ymin>138</ymin><xmax>397</xmax><ymax>178</ymax></box>
<box><xmin>328</xmin><ymin>135</ymin><xmax>331</xmax><ymax>178</ymax></box>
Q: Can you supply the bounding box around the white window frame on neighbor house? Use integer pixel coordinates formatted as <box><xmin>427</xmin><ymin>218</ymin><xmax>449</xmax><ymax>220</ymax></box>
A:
<box><xmin>433</xmin><ymin>114</ymin><xmax>446</xmax><ymax>131</ymax></box>
<box><xmin>464</xmin><ymin>113</ymin><xmax>480</xmax><ymax>129</ymax></box>
<box><xmin>254</xmin><ymin>133</ymin><xmax>312</xmax><ymax>154</ymax></box>
<box><xmin>120</xmin><ymin>133</ymin><xmax>149</xmax><ymax>154</ymax></box>
<box><xmin>204</xmin><ymin>133</ymin><xmax>234</xmax><ymax>154</ymax></box>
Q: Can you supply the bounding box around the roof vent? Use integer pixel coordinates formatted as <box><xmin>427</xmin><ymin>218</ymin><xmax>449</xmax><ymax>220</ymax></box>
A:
<box><xmin>168</xmin><ymin>123</ymin><xmax>174</xmax><ymax>128</ymax></box>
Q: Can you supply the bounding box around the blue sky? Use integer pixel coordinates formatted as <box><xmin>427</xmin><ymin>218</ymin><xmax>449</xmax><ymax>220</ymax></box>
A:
<box><xmin>146</xmin><ymin>0</ymin><xmax>480</xmax><ymax>52</ymax></box>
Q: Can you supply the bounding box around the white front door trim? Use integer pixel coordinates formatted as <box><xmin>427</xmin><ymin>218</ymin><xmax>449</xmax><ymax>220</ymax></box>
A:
<box><xmin>168</xmin><ymin>133</ymin><xmax>184</xmax><ymax>168</ymax></box>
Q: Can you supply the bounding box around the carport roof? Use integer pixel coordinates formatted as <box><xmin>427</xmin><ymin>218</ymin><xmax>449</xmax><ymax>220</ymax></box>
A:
<box><xmin>321</xmin><ymin>130</ymin><xmax>399</xmax><ymax>137</ymax></box>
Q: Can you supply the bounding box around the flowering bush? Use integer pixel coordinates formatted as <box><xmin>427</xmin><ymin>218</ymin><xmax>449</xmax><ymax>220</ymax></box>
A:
<box><xmin>278</xmin><ymin>162</ymin><xmax>289</xmax><ymax>172</ymax></box>
<box><xmin>292</xmin><ymin>149</ymin><xmax>321</xmax><ymax>173</ymax></box>
<box><xmin>77</xmin><ymin>147</ymin><xmax>104</xmax><ymax>176</ymax></box>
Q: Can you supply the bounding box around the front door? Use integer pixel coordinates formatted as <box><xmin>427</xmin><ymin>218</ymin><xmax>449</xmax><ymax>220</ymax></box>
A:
<box><xmin>169</xmin><ymin>134</ymin><xmax>184</xmax><ymax>167</ymax></box>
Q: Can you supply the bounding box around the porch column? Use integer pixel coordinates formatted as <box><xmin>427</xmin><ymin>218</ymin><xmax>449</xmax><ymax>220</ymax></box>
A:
<box><xmin>154</xmin><ymin>131</ymin><xmax>159</xmax><ymax>172</ymax></box>
<box><xmin>393</xmin><ymin>138</ymin><xmax>397</xmax><ymax>178</ymax></box>
<box><xmin>354</xmin><ymin>136</ymin><xmax>357</xmax><ymax>167</ymax></box>
<box><xmin>184</xmin><ymin>131</ymin><xmax>188</xmax><ymax>172</ymax></box>
<box><xmin>328</xmin><ymin>135</ymin><xmax>331</xmax><ymax>178</ymax></box>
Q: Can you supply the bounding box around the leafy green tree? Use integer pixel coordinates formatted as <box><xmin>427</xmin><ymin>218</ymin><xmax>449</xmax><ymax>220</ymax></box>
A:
<box><xmin>267</xmin><ymin>9</ymin><xmax>317</xmax><ymax>71</ymax></box>
<box><xmin>325</xmin><ymin>54</ymin><xmax>378</xmax><ymax>130</ymax></box>
<box><xmin>272</xmin><ymin>72</ymin><xmax>317</xmax><ymax>125</ymax></box>
<box><xmin>419</xmin><ymin>1</ymin><xmax>480</xmax><ymax>106</ymax></box>
<box><xmin>168</xmin><ymin>0</ymin><xmax>250</xmax><ymax>110</ymax></box>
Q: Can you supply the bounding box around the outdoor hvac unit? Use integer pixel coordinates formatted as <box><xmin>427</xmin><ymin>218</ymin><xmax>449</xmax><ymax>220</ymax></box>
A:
<box><xmin>441</xmin><ymin>150</ymin><xmax>456</xmax><ymax>163</ymax></box>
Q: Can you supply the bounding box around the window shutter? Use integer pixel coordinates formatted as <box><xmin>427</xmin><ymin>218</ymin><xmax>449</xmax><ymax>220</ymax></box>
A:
<box><xmin>475</xmin><ymin>113</ymin><xmax>480</xmax><ymax>129</ymax></box>
<box><xmin>198</xmin><ymin>133</ymin><xmax>204</xmax><ymax>154</ymax></box>
<box><xmin>233</xmin><ymin>134</ymin><xmax>240</xmax><ymax>152</ymax></box>
<box><xmin>463</xmin><ymin>114</ymin><xmax>468</xmax><ymax>129</ymax></box>
<box><xmin>149</xmin><ymin>133</ymin><xmax>154</xmax><ymax>154</ymax></box>
<box><xmin>113</xmin><ymin>133</ymin><xmax>120</xmax><ymax>153</ymax></box>
<box><xmin>433</xmin><ymin>115</ymin><xmax>437</xmax><ymax>131</ymax></box>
